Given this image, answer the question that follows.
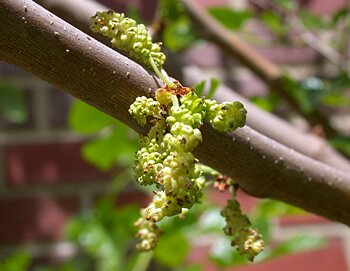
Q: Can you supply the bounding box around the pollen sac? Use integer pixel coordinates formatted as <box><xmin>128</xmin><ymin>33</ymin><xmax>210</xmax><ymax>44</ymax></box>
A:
<box><xmin>91</xmin><ymin>11</ymin><xmax>166</xmax><ymax>69</ymax></box>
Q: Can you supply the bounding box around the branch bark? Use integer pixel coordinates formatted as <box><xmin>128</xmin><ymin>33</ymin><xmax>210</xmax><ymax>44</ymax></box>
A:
<box><xmin>33</xmin><ymin>0</ymin><xmax>350</xmax><ymax>172</ymax></box>
<box><xmin>1</xmin><ymin>0</ymin><xmax>350</xmax><ymax>226</ymax></box>
<box><xmin>182</xmin><ymin>0</ymin><xmax>339</xmax><ymax>139</ymax></box>
<box><xmin>184</xmin><ymin>66</ymin><xmax>350</xmax><ymax>172</ymax></box>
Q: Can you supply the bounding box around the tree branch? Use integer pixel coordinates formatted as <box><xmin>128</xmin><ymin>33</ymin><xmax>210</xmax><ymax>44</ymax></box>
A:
<box><xmin>182</xmin><ymin>0</ymin><xmax>339</xmax><ymax>139</ymax></box>
<box><xmin>33</xmin><ymin>0</ymin><xmax>350</xmax><ymax>172</ymax></box>
<box><xmin>184</xmin><ymin>66</ymin><xmax>350</xmax><ymax>172</ymax></box>
<box><xmin>1</xmin><ymin>0</ymin><xmax>350</xmax><ymax>225</ymax></box>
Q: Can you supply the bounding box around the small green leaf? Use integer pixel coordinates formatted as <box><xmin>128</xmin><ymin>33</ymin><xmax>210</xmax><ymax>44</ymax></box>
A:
<box><xmin>154</xmin><ymin>232</ymin><xmax>190</xmax><ymax>268</ymax></box>
<box><xmin>183</xmin><ymin>264</ymin><xmax>203</xmax><ymax>271</ymax></box>
<box><xmin>0</xmin><ymin>250</ymin><xmax>31</xmax><ymax>271</ymax></box>
<box><xmin>332</xmin><ymin>8</ymin><xmax>349</xmax><ymax>25</ymax></box>
<box><xmin>163</xmin><ymin>18</ymin><xmax>196</xmax><ymax>51</ymax></box>
<box><xmin>272</xmin><ymin>0</ymin><xmax>298</xmax><ymax>11</ymax></box>
<box><xmin>159</xmin><ymin>0</ymin><xmax>185</xmax><ymax>23</ymax></box>
<box><xmin>206</xmin><ymin>77</ymin><xmax>220</xmax><ymax>99</ymax></box>
<box><xmin>330</xmin><ymin>137</ymin><xmax>350</xmax><ymax>156</ymax></box>
<box><xmin>299</xmin><ymin>10</ymin><xmax>329</xmax><ymax>29</ymax></box>
<box><xmin>0</xmin><ymin>83</ymin><xmax>27</xmax><ymax>123</ymax></box>
<box><xmin>194</xmin><ymin>80</ymin><xmax>206</xmax><ymax>96</ymax></box>
<box><xmin>210</xmin><ymin>237</ymin><xmax>246</xmax><ymax>267</ymax></box>
<box><xmin>81</xmin><ymin>123</ymin><xmax>137</xmax><ymax>170</ymax></box>
<box><xmin>261</xmin><ymin>11</ymin><xmax>287</xmax><ymax>36</ymax></box>
<box><xmin>208</xmin><ymin>7</ymin><xmax>251</xmax><ymax>30</ymax></box>
<box><xmin>69</xmin><ymin>100</ymin><xmax>116</xmax><ymax>135</ymax></box>
<box><xmin>267</xmin><ymin>235</ymin><xmax>326</xmax><ymax>259</ymax></box>
<box><xmin>250</xmin><ymin>94</ymin><xmax>279</xmax><ymax>112</ymax></box>
<box><xmin>322</xmin><ymin>94</ymin><xmax>350</xmax><ymax>107</ymax></box>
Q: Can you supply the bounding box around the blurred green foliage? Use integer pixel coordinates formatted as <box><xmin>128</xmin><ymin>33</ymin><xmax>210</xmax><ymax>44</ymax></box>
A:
<box><xmin>159</xmin><ymin>0</ymin><xmax>196</xmax><ymax>52</ymax></box>
<box><xmin>0</xmin><ymin>250</ymin><xmax>31</xmax><ymax>271</ymax></box>
<box><xmin>208</xmin><ymin>7</ymin><xmax>251</xmax><ymax>30</ymax></box>
<box><xmin>2</xmin><ymin>0</ymin><xmax>347</xmax><ymax>270</ymax></box>
<box><xmin>69</xmin><ymin>100</ymin><xmax>137</xmax><ymax>170</ymax></box>
<box><xmin>0</xmin><ymin>83</ymin><xmax>27</xmax><ymax>123</ymax></box>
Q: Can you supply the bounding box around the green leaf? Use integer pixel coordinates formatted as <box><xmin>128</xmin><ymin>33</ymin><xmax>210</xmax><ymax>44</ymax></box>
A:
<box><xmin>193</xmin><ymin>80</ymin><xmax>206</xmax><ymax>96</ymax></box>
<box><xmin>330</xmin><ymin>137</ymin><xmax>350</xmax><ymax>156</ymax></box>
<box><xmin>0</xmin><ymin>83</ymin><xmax>27</xmax><ymax>123</ymax></box>
<box><xmin>322</xmin><ymin>94</ymin><xmax>350</xmax><ymax>107</ymax></box>
<box><xmin>0</xmin><ymin>250</ymin><xmax>31</xmax><ymax>271</ymax></box>
<box><xmin>266</xmin><ymin>235</ymin><xmax>325</xmax><ymax>259</ymax></box>
<box><xmin>332</xmin><ymin>8</ymin><xmax>349</xmax><ymax>26</ymax></box>
<box><xmin>127</xmin><ymin>5</ymin><xmax>142</xmax><ymax>23</ymax></box>
<box><xmin>159</xmin><ymin>0</ymin><xmax>185</xmax><ymax>23</ymax></box>
<box><xmin>208</xmin><ymin>7</ymin><xmax>251</xmax><ymax>30</ymax></box>
<box><xmin>206</xmin><ymin>77</ymin><xmax>220</xmax><ymax>99</ymax></box>
<box><xmin>163</xmin><ymin>17</ymin><xmax>196</xmax><ymax>51</ymax></box>
<box><xmin>81</xmin><ymin>122</ymin><xmax>137</xmax><ymax>170</ymax></box>
<box><xmin>154</xmin><ymin>232</ymin><xmax>190</xmax><ymax>268</ymax></box>
<box><xmin>69</xmin><ymin>100</ymin><xmax>116</xmax><ymax>135</ymax></box>
<box><xmin>209</xmin><ymin>237</ymin><xmax>246</xmax><ymax>267</ymax></box>
<box><xmin>261</xmin><ymin>11</ymin><xmax>287</xmax><ymax>36</ymax></box>
<box><xmin>254</xmin><ymin>200</ymin><xmax>303</xmax><ymax>220</ymax></box>
<box><xmin>299</xmin><ymin>10</ymin><xmax>329</xmax><ymax>29</ymax></box>
<box><xmin>272</xmin><ymin>0</ymin><xmax>298</xmax><ymax>11</ymax></box>
<box><xmin>250</xmin><ymin>94</ymin><xmax>279</xmax><ymax>112</ymax></box>
<box><xmin>183</xmin><ymin>264</ymin><xmax>203</xmax><ymax>271</ymax></box>
<box><xmin>329</xmin><ymin>72</ymin><xmax>350</xmax><ymax>91</ymax></box>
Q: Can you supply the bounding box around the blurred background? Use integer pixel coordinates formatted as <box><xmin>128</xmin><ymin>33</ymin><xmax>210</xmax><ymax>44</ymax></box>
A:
<box><xmin>0</xmin><ymin>0</ymin><xmax>350</xmax><ymax>270</ymax></box>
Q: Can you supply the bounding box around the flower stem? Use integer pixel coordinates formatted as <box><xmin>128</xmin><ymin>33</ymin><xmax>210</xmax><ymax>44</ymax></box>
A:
<box><xmin>131</xmin><ymin>252</ymin><xmax>153</xmax><ymax>271</ymax></box>
<box><xmin>149</xmin><ymin>56</ymin><xmax>176</xmax><ymax>89</ymax></box>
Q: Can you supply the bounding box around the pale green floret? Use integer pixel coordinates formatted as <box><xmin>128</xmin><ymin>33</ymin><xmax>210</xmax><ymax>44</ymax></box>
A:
<box><xmin>221</xmin><ymin>197</ymin><xmax>264</xmax><ymax>261</ymax></box>
<box><xmin>221</xmin><ymin>199</ymin><xmax>251</xmax><ymax>235</ymax></box>
<box><xmin>135</xmin><ymin>144</ymin><xmax>164</xmax><ymax>186</ymax></box>
<box><xmin>232</xmin><ymin>228</ymin><xmax>265</xmax><ymax>262</ymax></box>
<box><xmin>155</xmin><ymin>90</ymin><xmax>174</xmax><ymax>106</ymax></box>
<box><xmin>208</xmin><ymin>101</ymin><xmax>247</xmax><ymax>132</ymax></box>
<box><xmin>134</xmin><ymin>210</ymin><xmax>161</xmax><ymax>251</ymax></box>
<box><xmin>168</xmin><ymin>122</ymin><xmax>202</xmax><ymax>152</ymax></box>
<box><xmin>129</xmin><ymin>96</ymin><xmax>161</xmax><ymax>126</ymax></box>
<box><xmin>91</xmin><ymin>11</ymin><xmax>165</xmax><ymax>69</ymax></box>
<box><xmin>167</xmin><ymin>107</ymin><xmax>203</xmax><ymax>128</ymax></box>
<box><xmin>145</xmin><ymin>191</ymin><xmax>183</xmax><ymax>222</ymax></box>
<box><xmin>180</xmin><ymin>92</ymin><xmax>206</xmax><ymax>114</ymax></box>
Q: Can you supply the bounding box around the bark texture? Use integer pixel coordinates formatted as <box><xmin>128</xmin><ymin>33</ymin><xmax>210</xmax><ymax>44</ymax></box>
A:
<box><xmin>1</xmin><ymin>0</ymin><xmax>350</xmax><ymax>226</ymax></box>
<box><xmin>33</xmin><ymin>0</ymin><xmax>350</xmax><ymax>172</ymax></box>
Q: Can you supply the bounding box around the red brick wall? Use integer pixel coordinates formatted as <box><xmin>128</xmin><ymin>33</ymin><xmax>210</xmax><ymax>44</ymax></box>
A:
<box><xmin>0</xmin><ymin>0</ymin><xmax>349</xmax><ymax>270</ymax></box>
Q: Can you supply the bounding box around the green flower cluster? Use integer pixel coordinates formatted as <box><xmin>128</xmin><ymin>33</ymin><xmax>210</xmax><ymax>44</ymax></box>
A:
<box><xmin>134</xmin><ymin>210</ymin><xmax>162</xmax><ymax>251</ymax></box>
<box><xmin>221</xmin><ymin>197</ymin><xmax>264</xmax><ymax>261</ymax></box>
<box><xmin>91</xmin><ymin>11</ymin><xmax>165</xmax><ymax>69</ymax></box>
<box><xmin>129</xmin><ymin>89</ymin><xmax>247</xmax><ymax>251</ymax></box>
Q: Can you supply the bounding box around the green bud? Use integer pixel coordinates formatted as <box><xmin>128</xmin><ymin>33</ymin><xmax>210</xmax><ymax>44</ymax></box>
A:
<box><xmin>208</xmin><ymin>101</ymin><xmax>247</xmax><ymax>132</ymax></box>
<box><xmin>129</xmin><ymin>96</ymin><xmax>161</xmax><ymax>125</ymax></box>
<box><xmin>91</xmin><ymin>11</ymin><xmax>165</xmax><ymax>69</ymax></box>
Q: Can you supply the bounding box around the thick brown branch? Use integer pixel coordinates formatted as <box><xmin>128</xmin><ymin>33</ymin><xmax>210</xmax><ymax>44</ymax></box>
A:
<box><xmin>182</xmin><ymin>0</ymin><xmax>339</xmax><ymax>138</ymax></box>
<box><xmin>33</xmin><ymin>0</ymin><xmax>350</xmax><ymax>172</ymax></box>
<box><xmin>1</xmin><ymin>0</ymin><xmax>350</xmax><ymax>225</ymax></box>
<box><xmin>184</xmin><ymin>66</ymin><xmax>350</xmax><ymax>172</ymax></box>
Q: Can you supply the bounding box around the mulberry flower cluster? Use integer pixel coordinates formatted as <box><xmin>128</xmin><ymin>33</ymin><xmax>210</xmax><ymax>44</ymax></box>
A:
<box><xmin>91</xmin><ymin>11</ymin><xmax>165</xmax><ymax>69</ymax></box>
<box><xmin>221</xmin><ymin>192</ymin><xmax>264</xmax><ymax>261</ymax></box>
<box><xmin>91</xmin><ymin>10</ymin><xmax>264</xmax><ymax>261</ymax></box>
<box><xmin>129</xmin><ymin>85</ymin><xmax>247</xmax><ymax>251</ymax></box>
